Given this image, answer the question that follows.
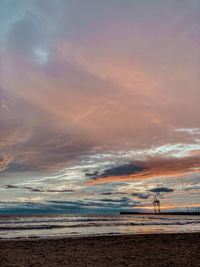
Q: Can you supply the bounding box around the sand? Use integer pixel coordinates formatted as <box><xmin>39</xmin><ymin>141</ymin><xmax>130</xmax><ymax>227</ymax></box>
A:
<box><xmin>0</xmin><ymin>233</ymin><xmax>200</xmax><ymax>266</ymax></box>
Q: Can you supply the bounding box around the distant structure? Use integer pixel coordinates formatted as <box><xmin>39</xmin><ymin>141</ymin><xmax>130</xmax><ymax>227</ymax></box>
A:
<box><xmin>153</xmin><ymin>195</ymin><xmax>160</xmax><ymax>213</ymax></box>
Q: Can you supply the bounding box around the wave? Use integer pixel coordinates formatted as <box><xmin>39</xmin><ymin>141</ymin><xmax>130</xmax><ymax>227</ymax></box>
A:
<box><xmin>130</xmin><ymin>221</ymin><xmax>200</xmax><ymax>226</ymax></box>
<box><xmin>147</xmin><ymin>217</ymin><xmax>200</xmax><ymax>221</ymax></box>
<box><xmin>0</xmin><ymin>222</ymin><xmax>133</xmax><ymax>231</ymax></box>
<box><xmin>0</xmin><ymin>225</ymin><xmax>65</xmax><ymax>231</ymax></box>
<box><xmin>0</xmin><ymin>220</ymin><xmax>200</xmax><ymax>231</ymax></box>
<box><xmin>0</xmin><ymin>218</ymin><xmax>125</xmax><ymax>225</ymax></box>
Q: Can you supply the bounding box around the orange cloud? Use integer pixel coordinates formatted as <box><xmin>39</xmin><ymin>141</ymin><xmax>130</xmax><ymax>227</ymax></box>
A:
<box><xmin>85</xmin><ymin>156</ymin><xmax>200</xmax><ymax>185</ymax></box>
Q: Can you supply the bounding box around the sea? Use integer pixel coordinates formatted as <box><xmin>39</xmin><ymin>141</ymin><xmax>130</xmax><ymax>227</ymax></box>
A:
<box><xmin>0</xmin><ymin>214</ymin><xmax>200</xmax><ymax>239</ymax></box>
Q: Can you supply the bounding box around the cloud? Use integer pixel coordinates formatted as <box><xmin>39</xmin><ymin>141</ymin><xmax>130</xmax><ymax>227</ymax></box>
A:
<box><xmin>0</xmin><ymin>87</ymin><xmax>95</xmax><ymax>173</ymax></box>
<box><xmin>0</xmin><ymin>0</ymin><xmax>200</xmax><ymax>212</ymax></box>
<box><xmin>150</xmin><ymin>187</ymin><xmax>174</xmax><ymax>193</ymax></box>
<box><xmin>4</xmin><ymin>185</ymin><xmax>18</xmax><ymax>189</ymax></box>
<box><xmin>6</xmin><ymin>13</ymin><xmax>39</xmax><ymax>57</ymax></box>
<box><xmin>131</xmin><ymin>193</ymin><xmax>150</xmax><ymax>199</ymax></box>
<box><xmin>47</xmin><ymin>197</ymin><xmax>140</xmax><ymax>210</ymax></box>
<box><xmin>85</xmin><ymin>164</ymin><xmax>145</xmax><ymax>181</ymax></box>
<box><xmin>100</xmin><ymin>192</ymin><xmax>126</xmax><ymax>196</ymax></box>
<box><xmin>98</xmin><ymin>197</ymin><xmax>130</xmax><ymax>203</ymax></box>
<box><xmin>86</xmin><ymin>156</ymin><xmax>200</xmax><ymax>185</ymax></box>
<box><xmin>0</xmin><ymin>155</ymin><xmax>12</xmax><ymax>172</ymax></box>
<box><xmin>100</xmin><ymin>164</ymin><xmax>145</xmax><ymax>177</ymax></box>
<box><xmin>4</xmin><ymin>185</ymin><xmax>75</xmax><ymax>193</ymax></box>
<box><xmin>181</xmin><ymin>184</ymin><xmax>200</xmax><ymax>192</ymax></box>
<box><xmin>46</xmin><ymin>189</ymin><xmax>75</xmax><ymax>193</ymax></box>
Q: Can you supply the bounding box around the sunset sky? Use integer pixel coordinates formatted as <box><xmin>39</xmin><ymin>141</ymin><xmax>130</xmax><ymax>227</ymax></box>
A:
<box><xmin>0</xmin><ymin>0</ymin><xmax>200</xmax><ymax>213</ymax></box>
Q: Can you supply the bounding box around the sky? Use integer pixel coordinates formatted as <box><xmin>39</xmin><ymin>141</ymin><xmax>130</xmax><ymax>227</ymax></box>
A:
<box><xmin>0</xmin><ymin>0</ymin><xmax>200</xmax><ymax>214</ymax></box>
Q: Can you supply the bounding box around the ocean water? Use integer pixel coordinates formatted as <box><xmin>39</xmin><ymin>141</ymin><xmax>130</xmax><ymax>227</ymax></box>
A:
<box><xmin>0</xmin><ymin>214</ymin><xmax>200</xmax><ymax>239</ymax></box>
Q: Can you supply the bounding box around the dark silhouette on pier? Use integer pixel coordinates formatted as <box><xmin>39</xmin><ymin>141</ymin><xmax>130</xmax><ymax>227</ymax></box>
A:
<box><xmin>153</xmin><ymin>195</ymin><xmax>160</xmax><ymax>213</ymax></box>
<box><xmin>120</xmin><ymin>196</ymin><xmax>200</xmax><ymax>215</ymax></box>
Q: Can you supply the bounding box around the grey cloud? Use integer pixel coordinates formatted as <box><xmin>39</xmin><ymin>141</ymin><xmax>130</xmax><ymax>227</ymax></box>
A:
<box><xmin>85</xmin><ymin>171</ymin><xmax>99</xmax><ymax>177</ymax></box>
<box><xmin>4</xmin><ymin>185</ymin><xmax>74</xmax><ymax>193</ymax></box>
<box><xmin>100</xmin><ymin>192</ymin><xmax>126</xmax><ymax>195</ymax></box>
<box><xmin>5</xmin><ymin>1</ymin><xmax>61</xmax><ymax>63</ymax></box>
<box><xmin>81</xmin><ymin>182</ymin><xmax>130</xmax><ymax>196</ymax></box>
<box><xmin>4</xmin><ymin>184</ymin><xmax>43</xmax><ymax>192</ymax></box>
<box><xmin>150</xmin><ymin>187</ymin><xmax>174</xmax><ymax>193</ymax></box>
<box><xmin>7</xmin><ymin>14</ymin><xmax>39</xmax><ymax>56</ymax></box>
<box><xmin>6</xmin><ymin>163</ymin><xmax>33</xmax><ymax>172</ymax></box>
<box><xmin>86</xmin><ymin>163</ymin><xmax>145</xmax><ymax>181</ymax></box>
<box><xmin>182</xmin><ymin>184</ymin><xmax>200</xmax><ymax>192</ymax></box>
<box><xmin>48</xmin><ymin>198</ymin><xmax>140</xmax><ymax>209</ymax></box>
<box><xmin>101</xmin><ymin>164</ymin><xmax>145</xmax><ymax>177</ymax></box>
<box><xmin>99</xmin><ymin>197</ymin><xmax>131</xmax><ymax>203</ymax></box>
<box><xmin>46</xmin><ymin>189</ymin><xmax>75</xmax><ymax>193</ymax></box>
<box><xmin>4</xmin><ymin>185</ymin><xmax>18</xmax><ymax>189</ymax></box>
<box><xmin>131</xmin><ymin>193</ymin><xmax>150</xmax><ymax>199</ymax></box>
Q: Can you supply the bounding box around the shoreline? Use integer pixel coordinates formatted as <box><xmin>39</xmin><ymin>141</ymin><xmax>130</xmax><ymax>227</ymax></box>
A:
<box><xmin>0</xmin><ymin>232</ymin><xmax>200</xmax><ymax>266</ymax></box>
<box><xmin>0</xmin><ymin>231</ymin><xmax>200</xmax><ymax>242</ymax></box>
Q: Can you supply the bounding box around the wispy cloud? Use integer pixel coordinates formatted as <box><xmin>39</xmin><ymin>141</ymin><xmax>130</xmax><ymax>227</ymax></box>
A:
<box><xmin>4</xmin><ymin>184</ymin><xmax>75</xmax><ymax>193</ymax></box>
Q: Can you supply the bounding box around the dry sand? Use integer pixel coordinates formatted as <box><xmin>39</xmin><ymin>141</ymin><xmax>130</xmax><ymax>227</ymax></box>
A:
<box><xmin>0</xmin><ymin>233</ymin><xmax>200</xmax><ymax>266</ymax></box>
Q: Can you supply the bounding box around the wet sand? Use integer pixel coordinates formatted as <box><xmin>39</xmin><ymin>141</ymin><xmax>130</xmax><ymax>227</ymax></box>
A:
<box><xmin>0</xmin><ymin>233</ymin><xmax>200</xmax><ymax>266</ymax></box>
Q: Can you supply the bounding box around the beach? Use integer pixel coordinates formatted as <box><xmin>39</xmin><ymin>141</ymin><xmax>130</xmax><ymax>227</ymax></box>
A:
<box><xmin>0</xmin><ymin>233</ymin><xmax>199</xmax><ymax>266</ymax></box>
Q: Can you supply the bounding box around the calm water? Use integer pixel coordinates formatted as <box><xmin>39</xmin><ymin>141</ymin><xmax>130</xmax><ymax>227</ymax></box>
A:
<box><xmin>0</xmin><ymin>214</ymin><xmax>200</xmax><ymax>239</ymax></box>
